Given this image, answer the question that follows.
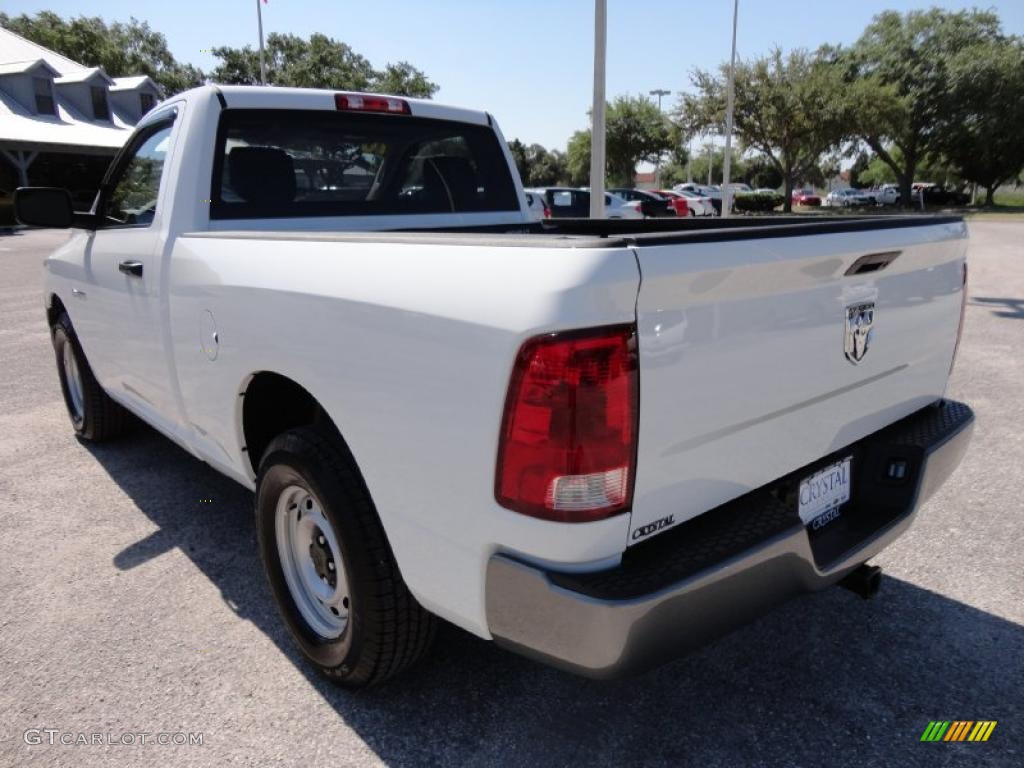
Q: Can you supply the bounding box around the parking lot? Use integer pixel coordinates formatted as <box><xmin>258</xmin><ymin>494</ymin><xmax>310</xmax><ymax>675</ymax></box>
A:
<box><xmin>1</xmin><ymin>223</ymin><xmax>1021</xmax><ymax>767</ymax></box>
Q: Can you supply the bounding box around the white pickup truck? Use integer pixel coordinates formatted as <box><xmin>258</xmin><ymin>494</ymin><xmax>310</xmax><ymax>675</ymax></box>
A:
<box><xmin>17</xmin><ymin>86</ymin><xmax>974</xmax><ymax>687</ymax></box>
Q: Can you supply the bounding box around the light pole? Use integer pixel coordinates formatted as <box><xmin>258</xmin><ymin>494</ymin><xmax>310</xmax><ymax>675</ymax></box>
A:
<box><xmin>721</xmin><ymin>0</ymin><xmax>739</xmax><ymax>218</ymax></box>
<box><xmin>589</xmin><ymin>0</ymin><xmax>607</xmax><ymax>218</ymax></box>
<box><xmin>256</xmin><ymin>0</ymin><xmax>267</xmax><ymax>85</ymax></box>
<box><xmin>649</xmin><ymin>88</ymin><xmax>671</xmax><ymax>111</ymax></box>
<box><xmin>649</xmin><ymin>88</ymin><xmax>671</xmax><ymax>188</ymax></box>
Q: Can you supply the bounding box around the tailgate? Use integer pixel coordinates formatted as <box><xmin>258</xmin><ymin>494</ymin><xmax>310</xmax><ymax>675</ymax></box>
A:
<box><xmin>627</xmin><ymin>219</ymin><xmax>968</xmax><ymax>544</ymax></box>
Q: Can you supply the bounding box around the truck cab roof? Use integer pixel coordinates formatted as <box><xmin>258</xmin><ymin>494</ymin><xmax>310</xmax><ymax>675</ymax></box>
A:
<box><xmin>183</xmin><ymin>84</ymin><xmax>493</xmax><ymax>128</ymax></box>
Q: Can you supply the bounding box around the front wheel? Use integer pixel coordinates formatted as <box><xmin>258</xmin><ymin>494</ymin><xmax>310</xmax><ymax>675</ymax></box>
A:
<box><xmin>51</xmin><ymin>311</ymin><xmax>128</xmax><ymax>440</ymax></box>
<box><xmin>256</xmin><ymin>427</ymin><xmax>436</xmax><ymax>687</ymax></box>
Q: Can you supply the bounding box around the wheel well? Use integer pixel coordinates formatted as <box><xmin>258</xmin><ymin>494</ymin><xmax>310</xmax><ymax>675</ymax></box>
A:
<box><xmin>242</xmin><ymin>372</ymin><xmax>325</xmax><ymax>474</ymax></box>
<box><xmin>47</xmin><ymin>294</ymin><xmax>67</xmax><ymax>328</ymax></box>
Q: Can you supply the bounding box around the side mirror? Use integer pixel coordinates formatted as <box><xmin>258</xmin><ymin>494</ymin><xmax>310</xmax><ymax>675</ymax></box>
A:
<box><xmin>14</xmin><ymin>187</ymin><xmax>74</xmax><ymax>228</ymax></box>
<box><xmin>14</xmin><ymin>187</ymin><xmax>98</xmax><ymax>229</ymax></box>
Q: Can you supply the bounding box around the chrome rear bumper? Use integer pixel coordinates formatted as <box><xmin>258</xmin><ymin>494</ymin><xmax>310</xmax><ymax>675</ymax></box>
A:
<box><xmin>486</xmin><ymin>399</ymin><xmax>974</xmax><ymax>678</ymax></box>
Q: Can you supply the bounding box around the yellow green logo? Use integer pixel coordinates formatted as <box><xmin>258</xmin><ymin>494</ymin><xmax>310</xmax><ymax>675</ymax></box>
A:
<box><xmin>921</xmin><ymin>721</ymin><xmax>997</xmax><ymax>742</ymax></box>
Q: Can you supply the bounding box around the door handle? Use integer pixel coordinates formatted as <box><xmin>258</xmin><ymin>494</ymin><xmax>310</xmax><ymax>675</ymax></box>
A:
<box><xmin>118</xmin><ymin>260</ymin><xmax>144</xmax><ymax>277</ymax></box>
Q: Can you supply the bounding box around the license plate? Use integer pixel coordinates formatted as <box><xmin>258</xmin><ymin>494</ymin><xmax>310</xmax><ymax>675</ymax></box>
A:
<box><xmin>798</xmin><ymin>457</ymin><xmax>852</xmax><ymax>527</ymax></box>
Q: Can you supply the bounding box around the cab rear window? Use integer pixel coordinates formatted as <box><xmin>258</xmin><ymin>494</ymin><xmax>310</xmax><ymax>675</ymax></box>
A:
<box><xmin>210</xmin><ymin>109</ymin><xmax>519</xmax><ymax>219</ymax></box>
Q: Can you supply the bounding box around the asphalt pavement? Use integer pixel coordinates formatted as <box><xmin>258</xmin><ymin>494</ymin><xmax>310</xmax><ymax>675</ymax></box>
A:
<box><xmin>0</xmin><ymin>223</ymin><xmax>1021</xmax><ymax>767</ymax></box>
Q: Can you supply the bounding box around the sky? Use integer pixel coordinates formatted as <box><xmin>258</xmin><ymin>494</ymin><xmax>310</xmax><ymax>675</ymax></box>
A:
<box><xmin>4</xmin><ymin>0</ymin><xmax>1024</xmax><ymax>151</ymax></box>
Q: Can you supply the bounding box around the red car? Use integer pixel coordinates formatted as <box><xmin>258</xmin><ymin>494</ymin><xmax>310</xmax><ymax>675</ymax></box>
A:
<box><xmin>653</xmin><ymin>190</ymin><xmax>691</xmax><ymax>217</ymax></box>
<box><xmin>792</xmin><ymin>188</ymin><xmax>821</xmax><ymax>206</ymax></box>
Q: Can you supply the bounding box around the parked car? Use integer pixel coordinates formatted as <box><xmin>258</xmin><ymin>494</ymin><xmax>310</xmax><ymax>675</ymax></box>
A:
<box><xmin>531</xmin><ymin>187</ymin><xmax>643</xmax><ymax>219</ymax></box>
<box><xmin>912</xmin><ymin>183</ymin><xmax>971</xmax><ymax>207</ymax></box>
<box><xmin>17</xmin><ymin>84</ymin><xmax>974</xmax><ymax>687</ymax></box>
<box><xmin>656</xmin><ymin>189</ymin><xmax>705</xmax><ymax>217</ymax></box>
<box><xmin>724</xmin><ymin>182</ymin><xmax>754</xmax><ymax>195</ymax></box>
<box><xmin>876</xmin><ymin>182</ymin><xmax>901</xmax><ymax>202</ymax></box>
<box><xmin>872</xmin><ymin>186</ymin><xmax>899</xmax><ymax>206</ymax></box>
<box><xmin>674</xmin><ymin>182</ymin><xmax>722</xmax><ymax>214</ymax></box>
<box><xmin>945</xmin><ymin>188</ymin><xmax>971</xmax><ymax>206</ymax></box>
<box><xmin>824</xmin><ymin>188</ymin><xmax>871</xmax><ymax>208</ymax></box>
<box><xmin>753</xmin><ymin>188</ymin><xmax>778</xmax><ymax>195</ymax></box>
<box><xmin>661</xmin><ymin>188</ymin><xmax>715</xmax><ymax>216</ymax></box>
<box><xmin>643</xmin><ymin>191</ymin><xmax>692</xmax><ymax>218</ymax></box>
<box><xmin>608</xmin><ymin>188</ymin><xmax>676</xmax><ymax>217</ymax></box>
<box><xmin>791</xmin><ymin>188</ymin><xmax>821</xmax><ymax>206</ymax></box>
<box><xmin>523</xmin><ymin>190</ymin><xmax>549</xmax><ymax>221</ymax></box>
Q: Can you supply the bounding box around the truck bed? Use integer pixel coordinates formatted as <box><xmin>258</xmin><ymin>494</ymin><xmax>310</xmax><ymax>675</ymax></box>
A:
<box><xmin>196</xmin><ymin>214</ymin><xmax>965</xmax><ymax>247</ymax></box>
<box><xmin>187</xmin><ymin>213</ymin><xmax>967</xmax><ymax>548</ymax></box>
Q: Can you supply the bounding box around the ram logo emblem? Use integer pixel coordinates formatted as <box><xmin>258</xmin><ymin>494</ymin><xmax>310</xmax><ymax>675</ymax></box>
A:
<box><xmin>844</xmin><ymin>302</ymin><xmax>875</xmax><ymax>364</ymax></box>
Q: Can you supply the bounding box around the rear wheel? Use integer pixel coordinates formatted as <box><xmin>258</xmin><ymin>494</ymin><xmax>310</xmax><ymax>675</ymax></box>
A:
<box><xmin>256</xmin><ymin>426</ymin><xmax>436</xmax><ymax>687</ymax></box>
<box><xmin>51</xmin><ymin>311</ymin><xmax>128</xmax><ymax>441</ymax></box>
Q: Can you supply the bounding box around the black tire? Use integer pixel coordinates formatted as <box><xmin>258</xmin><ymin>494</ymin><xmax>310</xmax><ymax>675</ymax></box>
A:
<box><xmin>256</xmin><ymin>426</ymin><xmax>436</xmax><ymax>687</ymax></box>
<box><xmin>51</xmin><ymin>311</ymin><xmax>128</xmax><ymax>441</ymax></box>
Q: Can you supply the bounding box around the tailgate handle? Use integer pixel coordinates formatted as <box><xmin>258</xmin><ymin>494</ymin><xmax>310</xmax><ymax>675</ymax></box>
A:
<box><xmin>845</xmin><ymin>250</ymin><xmax>901</xmax><ymax>276</ymax></box>
<box><xmin>118</xmin><ymin>260</ymin><xmax>144</xmax><ymax>277</ymax></box>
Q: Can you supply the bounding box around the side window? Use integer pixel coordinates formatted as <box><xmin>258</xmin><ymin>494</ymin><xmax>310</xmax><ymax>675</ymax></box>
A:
<box><xmin>34</xmin><ymin>77</ymin><xmax>55</xmax><ymax>115</ymax></box>
<box><xmin>105</xmin><ymin>123</ymin><xmax>174</xmax><ymax>227</ymax></box>
<box><xmin>91</xmin><ymin>87</ymin><xmax>110</xmax><ymax>121</ymax></box>
<box><xmin>552</xmin><ymin>191</ymin><xmax>573</xmax><ymax>208</ymax></box>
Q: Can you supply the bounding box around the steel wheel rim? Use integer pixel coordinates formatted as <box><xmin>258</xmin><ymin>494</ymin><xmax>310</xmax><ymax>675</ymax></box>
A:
<box><xmin>275</xmin><ymin>484</ymin><xmax>349</xmax><ymax>638</ymax></box>
<box><xmin>62</xmin><ymin>342</ymin><xmax>84</xmax><ymax>423</ymax></box>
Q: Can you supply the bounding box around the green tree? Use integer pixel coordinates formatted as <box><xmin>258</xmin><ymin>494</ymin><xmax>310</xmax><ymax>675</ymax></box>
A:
<box><xmin>838</xmin><ymin>8</ymin><xmax>1006</xmax><ymax>207</ymax></box>
<box><xmin>656</xmin><ymin>127</ymin><xmax>691</xmax><ymax>187</ymax></box>
<box><xmin>848</xmin><ymin>150</ymin><xmax>871</xmax><ymax>188</ymax></box>
<box><xmin>858</xmin><ymin>146</ymin><xmax>966</xmax><ymax>192</ymax></box>
<box><xmin>857</xmin><ymin>153</ymin><xmax>897</xmax><ymax>187</ymax></box>
<box><xmin>564</xmin><ymin>96</ymin><xmax>674</xmax><ymax>187</ymax></box>
<box><xmin>605</xmin><ymin>96</ymin><xmax>674</xmax><ymax>186</ymax></box>
<box><xmin>373</xmin><ymin>61</ymin><xmax>439</xmax><ymax>98</ymax></box>
<box><xmin>0</xmin><ymin>11</ymin><xmax>203</xmax><ymax>96</ymax></box>
<box><xmin>209</xmin><ymin>33</ymin><xmax>437</xmax><ymax>98</ymax></box>
<box><xmin>565</xmin><ymin>129</ymin><xmax>591</xmax><ymax>186</ymax></box>
<box><xmin>678</xmin><ymin>48</ymin><xmax>847</xmax><ymax>212</ymax></box>
<box><xmin>509</xmin><ymin>141</ymin><xmax>568</xmax><ymax>186</ymax></box>
<box><xmin>677</xmin><ymin>145</ymin><xmax>747</xmax><ymax>188</ymax></box>
<box><xmin>508</xmin><ymin>139</ymin><xmax>530</xmax><ymax>184</ymax></box>
<box><xmin>939</xmin><ymin>37</ymin><xmax>1024</xmax><ymax>205</ymax></box>
<box><xmin>528</xmin><ymin>145</ymin><xmax>567</xmax><ymax>186</ymax></box>
<box><xmin>744</xmin><ymin>155</ymin><xmax>783</xmax><ymax>190</ymax></box>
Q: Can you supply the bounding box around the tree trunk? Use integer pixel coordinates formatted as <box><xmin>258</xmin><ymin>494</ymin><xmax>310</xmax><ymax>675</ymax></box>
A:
<box><xmin>985</xmin><ymin>184</ymin><xmax>996</xmax><ymax>206</ymax></box>
<box><xmin>898</xmin><ymin>176</ymin><xmax>913</xmax><ymax>210</ymax></box>
<box><xmin>899</xmin><ymin>151</ymin><xmax>917</xmax><ymax>210</ymax></box>
<box><xmin>783</xmin><ymin>175</ymin><xmax>794</xmax><ymax>214</ymax></box>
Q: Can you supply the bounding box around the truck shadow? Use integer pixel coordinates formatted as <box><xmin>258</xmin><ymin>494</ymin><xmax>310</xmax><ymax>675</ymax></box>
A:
<box><xmin>88</xmin><ymin>425</ymin><xmax>1022</xmax><ymax>767</ymax></box>
<box><xmin>969</xmin><ymin>296</ymin><xmax>1024</xmax><ymax>319</ymax></box>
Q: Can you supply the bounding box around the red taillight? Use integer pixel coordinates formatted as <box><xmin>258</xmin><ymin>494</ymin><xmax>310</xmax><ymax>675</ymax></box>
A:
<box><xmin>495</xmin><ymin>325</ymin><xmax>639</xmax><ymax>522</ymax></box>
<box><xmin>950</xmin><ymin>260</ymin><xmax>968</xmax><ymax>373</ymax></box>
<box><xmin>543</xmin><ymin>205</ymin><xmax>551</xmax><ymax>219</ymax></box>
<box><xmin>334</xmin><ymin>93</ymin><xmax>411</xmax><ymax>114</ymax></box>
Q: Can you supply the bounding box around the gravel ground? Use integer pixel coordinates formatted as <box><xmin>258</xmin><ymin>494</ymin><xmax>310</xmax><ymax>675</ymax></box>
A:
<box><xmin>0</xmin><ymin>224</ymin><xmax>1021</xmax><ymax>768</ymax></box>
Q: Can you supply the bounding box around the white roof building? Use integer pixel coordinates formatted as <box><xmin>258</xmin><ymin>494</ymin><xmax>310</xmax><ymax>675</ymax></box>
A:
<box><xmin>0</xmin><ymin>25</ymin><xmax>161</xmax><ymax>187</ymax></box>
